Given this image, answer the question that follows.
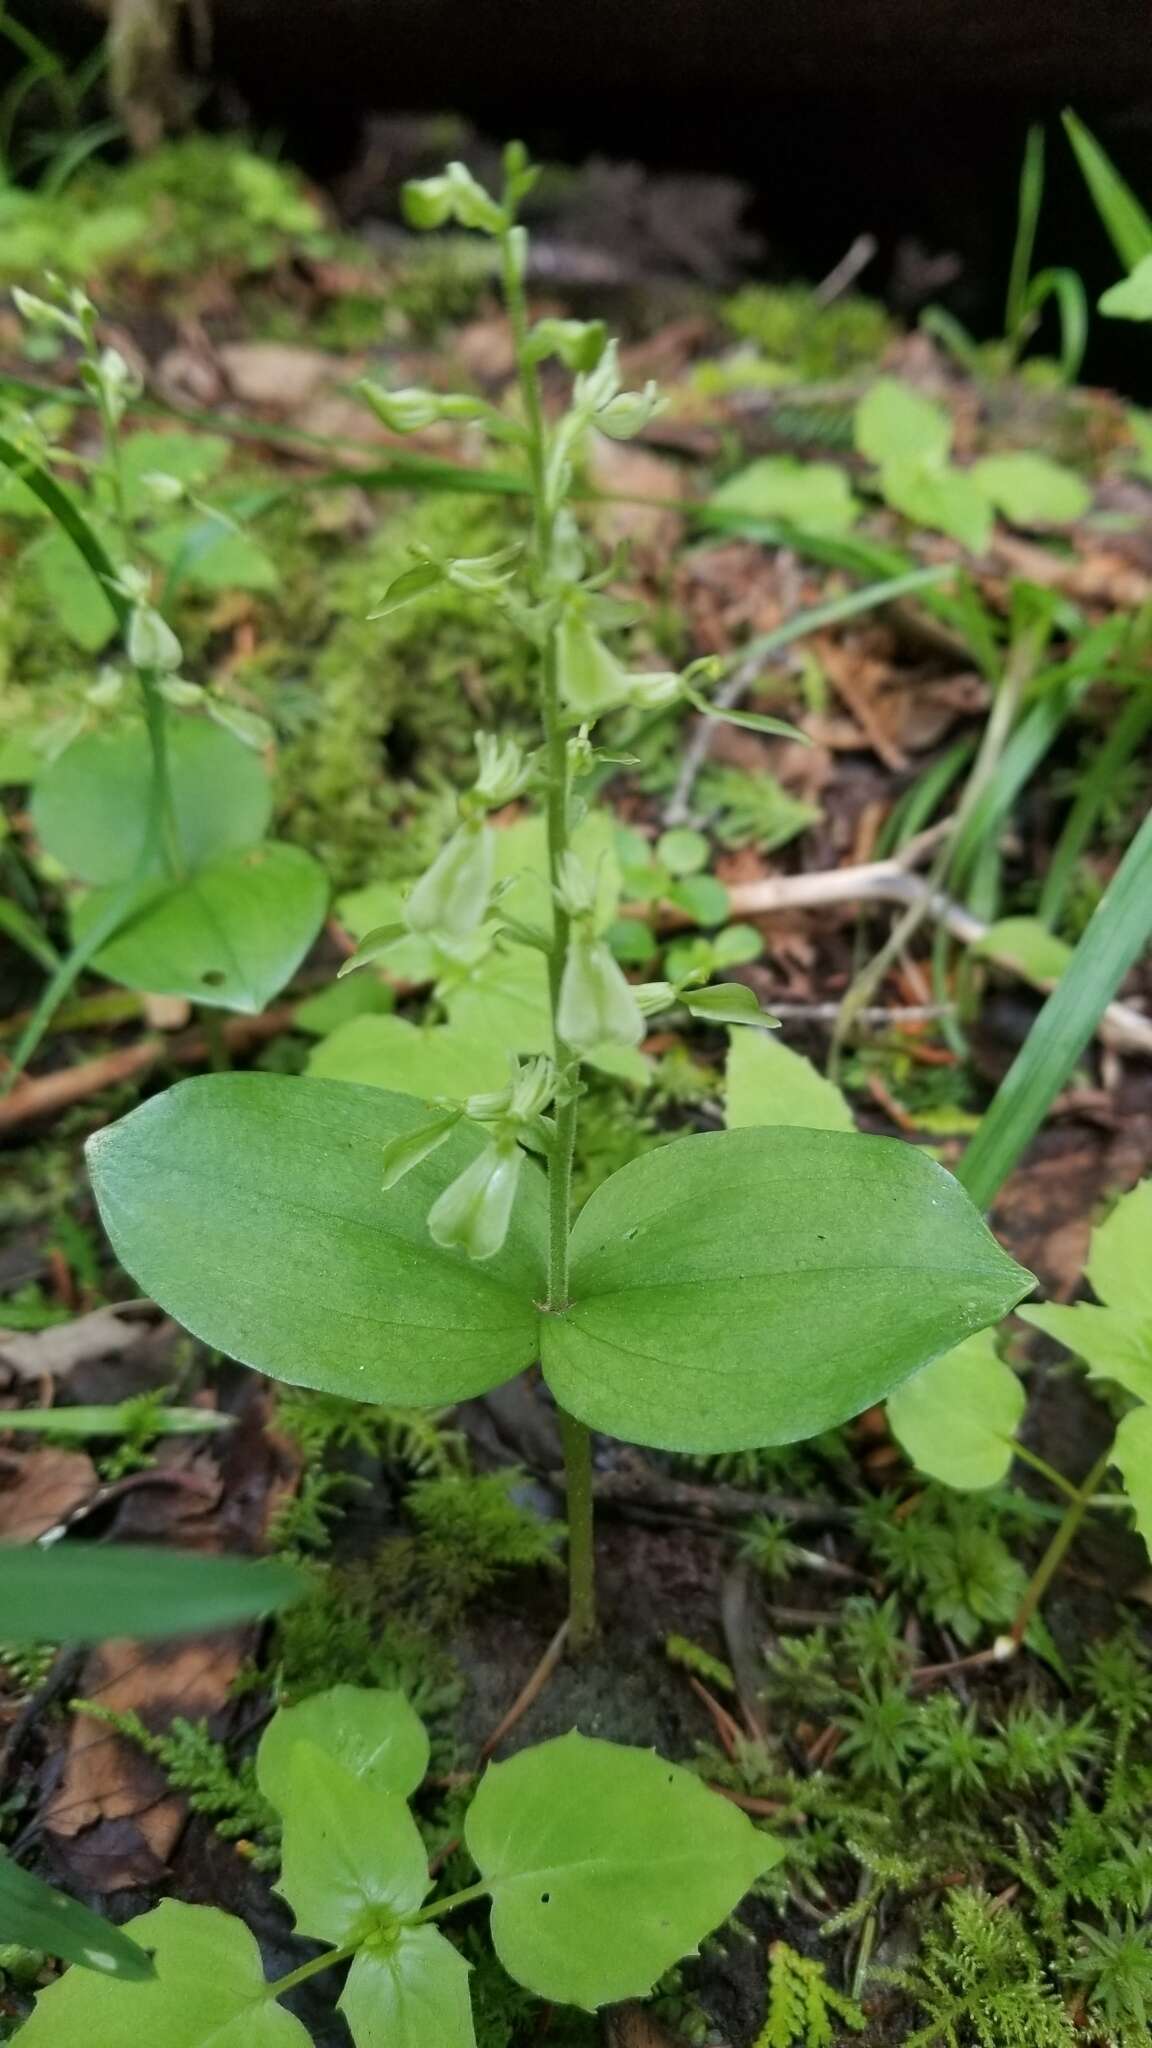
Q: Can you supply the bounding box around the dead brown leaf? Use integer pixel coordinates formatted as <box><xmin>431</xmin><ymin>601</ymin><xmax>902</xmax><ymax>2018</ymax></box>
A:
<box><xmin>0</xmin><ymin>1449</ymin><xmax>95</xmax><ymax>1541</ymax></box>
<box><xmin>586</xmin><ymin>438</ymin><xmax>685</xmax><ymax>555</ymax></box>
<box><xmin>216</xmin><ymin>341</ymin><xmax>342</xmax><ymax>412</ymax></box>
<box><xmin>44</xmin><ymin>1632</ymin><xmax>248</xmax><ymax>1891</ymax></box>
<box><xmin>604</xmin><ymin>2005</ymin><xmax>703</xmax><ymax>2047</ymax></box>
<box><xmin>0</xmin><ymin>1306</ymin><xmax>153</xmax><ymax>1385</ymax></box>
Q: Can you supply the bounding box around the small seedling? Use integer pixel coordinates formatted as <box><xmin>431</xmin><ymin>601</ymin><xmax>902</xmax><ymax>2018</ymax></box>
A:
<box><xmin>18</xmin><ymin>1685</ymin><xmax>782</xmax><ymax>2045</ymax></box>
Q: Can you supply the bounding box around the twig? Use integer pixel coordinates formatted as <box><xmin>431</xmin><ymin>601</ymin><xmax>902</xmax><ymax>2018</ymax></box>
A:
<box><xmin>723</xmin><ymin>863</ymin><xmax>1152</xmax><ymax>1056</ymax></box>
<box><xmin>479</xmin><ymin>1618</ymin><xmax>569</xmax><ymax>1760</ymax></box>
<box><xmin>813</xmin><ymin>233</ymin><xmax>878</xmax><ymax>307</ymax></box>
<box><xmin>0</xmin><ymin>1006</ymin><xmax>296</xmax><ymax>1132</ymax></box>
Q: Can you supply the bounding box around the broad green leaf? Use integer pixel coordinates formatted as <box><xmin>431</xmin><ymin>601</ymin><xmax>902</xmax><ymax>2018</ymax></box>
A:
<box><xmin>145</xmin><ymin>515</ymin><xmax>280</xmax><ymax>593</ymax></box>
<box><xmin>277</xmin><ymin>1744</ymin><xmax>429</xmax><ymax>1944</ymax></box>
<box><xmin>669</xmin><ymin>874</ymin><xmax>729</xmax><ymax>926</ymax></box>
<box><xmin>1112</xmin><ymin>1406</ymin><xmax>1152</xmax><ymax>1553</ymax></box>
<box><xmin>975</xmin><ymin>916</ymin><xmax>1073</xmax><ymax>984</ymax></box>
<box><xmin>32</xmin><ymin>720</ymin><xmax>271</xmax><ymax>884</ymax></box>
<box><xmin>464</xmin><ymin>1731</ymin><xmax>781</xmax><ymax>2010</ymax></box>
<box><xmin>0</xmin><ymin>1855</ymin><xmax>154</xmax><ymax>1979</ymax></box>
<box><xmin>118</xmin><ymin>430</ymin><xmax>231</xmax><ymax>517</ymax></box>
<box><xmin>27</xmin><ymin>525</ymin><xmax>118</xmax><ymax>650</ymax></box>
<box><xmin>441</xmin><ymin>943</ymin><xmax>552</xmax><ymax>1053</ymax></box>
<box><xmin>657</xmin><ymin>828</ymin><xmax>710</xmax><ymax>877</ymax></box>
<box><xmin>886</xmin><ymin>1330</ymin><xmax>1025</xmax><ymax>1489</ymax></box>
<box><xmin>540</xmin><ymin>1128</ymin><xmax>1031</xmax><ymax>1451</ymax></box>
<box><xmin>295</xmin><ymin>973</ymin><xmax>394</xmax><ymax>1037</ymax></box>
<box><xmin>1020</xmin><ymin>1303</ymin><xmax>1152</xmax><ymax>1401</ymax></box>
<box><xmin>86</xmin><ymin>842</ymin><xmax>328</xmax><ymax>1012</ymax></box>
<box><xmin>855</xmin><ymin>381</ymin><xmax>953</xmax><ymax>467</ymax></box>
<box><xmin>339</xmin><ymin>1928</ymin><xmax>475</xmax><ymax>2048</ymax></box>
<box><xmin>15</xmin><ymin>1900</ymin><xmax>310</xmax><ymax>2047</ymax></box>
<box><xmin>86</xmin><ymin>1074</ymin><xmax>547</xmax><ymax>1404</ymax></box>
<box><xmin>879</xmin><ymin>459</ymin><xmax>993</xmax><ymax>552</ymax></box>
<box><xmin>1087</xmin><ymin>1180</ymin><xmax>1152</xmax><ymax>1322</ymax></box>
<box><xmin>258</xmin><ymin>1687</ymin><xmax>429</xmax><ymax>1817</ymax></box>
<box><xmin>724</xmin><ymin>1030</ymin><xmax>855</xmax><ymax>1133</ymax></box>
<box><xmin>970</xmin><ymin>453</ymin><xmax>1090</xmax><ymax>526</ymax></box>
<box><xmin>491</xmin><ymin>813</ymin><xmax>621</xmax><ymax>935</ymax></box>
<box><xmin>337</xmin><ymin>880</ymin><xmax>437</xmax><ymax>983</ymax></box>
<box><xmin>1099</xmin><ymin>257</ymin><xmax>1152</xmax><ymax>321</ymax></box>
<box><xmin>0</xmin><ymin>1545</ymin><xmax>303</xmax><ymax>1642</ymax></box>
<box><xmin>307</xmin><ymin>1015</ymin><xmax>509</xmax><ymax>1098</ymax></box>
<box><xmin>708</xmin><ymin>457</ymin><xmax>859</xmax><ymax>535</ymax></box>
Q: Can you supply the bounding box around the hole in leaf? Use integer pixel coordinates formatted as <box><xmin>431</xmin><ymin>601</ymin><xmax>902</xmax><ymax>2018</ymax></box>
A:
<box><xmin>540</xmin><ymin>1892</ymin><xmax>551</xmax><ymax>1905</ymax></box>
<box><xmin>201</xmin><ymin>969</ymin><xmax>227</xmax><ymax>987</ymax></box>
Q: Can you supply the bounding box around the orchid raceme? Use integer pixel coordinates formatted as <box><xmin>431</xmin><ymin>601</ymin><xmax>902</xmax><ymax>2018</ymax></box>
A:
<box><xmin>85</xmin><ymin>143</ymin><xmax>1033</xmax><ymax>1655</ymax></box>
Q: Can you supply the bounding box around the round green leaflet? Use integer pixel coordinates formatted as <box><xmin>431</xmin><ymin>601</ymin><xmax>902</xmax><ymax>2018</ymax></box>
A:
<box><xmin>257</xmin><ymin>1686</ymin><xmax>429</xmax><ymax>1816</ymax></box>
<box><xmin>464</xmin><ymin>1730</ymin><xmax>783</xmax><ymax>2009</ymax></box>
<box><xmin>32</xmin><ymin>719</ymin><xmax>272</xmax><ymax>885</ymax></box>
<box><xmin>538</xmin><ymin>1127</ymin><xmax>1034</xmax><ymax>1453</ymax></box>
<box><xmin>86</xmin><ymin>1075</ymin><xmax>548</xmax><ymax>1406</ymax></box>
<box><xmin>81</xmin><ymin>842</ymin><xmax>329</xmax><ymax>1013</ymax></box>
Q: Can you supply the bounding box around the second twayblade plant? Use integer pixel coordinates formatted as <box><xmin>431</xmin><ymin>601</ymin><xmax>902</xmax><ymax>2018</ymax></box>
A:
<box><xmin>85</xmin><ymin>146</ymin><xmax>1033</xmax><ymax>1649</ymax></box>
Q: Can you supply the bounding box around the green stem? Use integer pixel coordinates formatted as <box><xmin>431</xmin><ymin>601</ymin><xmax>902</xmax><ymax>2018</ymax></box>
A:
<box><xmin>412</xmin><ymin>1880</ymin><xmax>492</xmax><ymax>1926</ymax></box>
<box><xmin>264</xmin><ymin>1939</ymin><xmax>359</xmax><ymax>1999</ymax></box>
<box><xmin>1011</xmin><ymin>1446</ymin><xmax>1111</xmax><ymax>1644</ymax></box>
<box><xmin>1007</xmin><ymin>1438</ymin><xmax>1082</xmax><ymax>1504</ymax></box>
<box><xmin>501</xmin><ymin>220</ymin><xmax>597</xmax><ymax>1652</ymax></box>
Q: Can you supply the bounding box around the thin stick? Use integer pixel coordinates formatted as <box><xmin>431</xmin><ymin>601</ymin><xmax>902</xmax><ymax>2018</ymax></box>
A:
<box><xmin>480</xmin><ymin>1619</ymin><xmax>569</xmax><ymax>1761</ymax></box>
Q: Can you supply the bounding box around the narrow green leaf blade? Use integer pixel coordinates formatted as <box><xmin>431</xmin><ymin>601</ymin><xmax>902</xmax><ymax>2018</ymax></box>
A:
<box><xmin>258</xmin><ymin>1686</ymin><xmax>429</xmax><ymax>1817</ymax></box>
<box><xmin>86</xmin><ymin>1074</ymin><xmax>546</xmax><ymax>1404</ymax></box>
<box><xmin>886</xmin><ymin>1331</ymin><xmax>1025</xmax><ymax>1490</ymax></box>
<box><xmin>86</xmin><ymin>843</ymin><xmax>328</xmax><ymax>1012</ymax></box>
<box><xmin>540</xmin><ymin>1128</ymin><xmax>1031</xmax><ymax>1451</ymax></box>
<box><xmin>277</xmin><ymin>1745</ymin><xmax>429</xmax><ymax>1944</ymax></box>
<box><xmin>958</xmin><ymin>807</ymin><xmax>1152</xmax><ymax>1210</ymax></box>
<box><xmin>465</xmin><ymin>1731</ymin><xmax>782</xmax><ymax>2009</ymax></box>
<box><xmin>1063</xmin><ymin>110</ymin><xmax>1152</xmax><ymax>270</ymax></box>
<box><xmin>0</xmin><ymin>1545</ymin><xmax>304</xmax><ymax>1643</ymax></box>
<box><xmin>0</xmin><ymin>1855</ymin><xmax>154</xmax><ymax>1980</ymax></box>
<box><xmin>15</xmin><ymin>1900</ymin><xmax>310</xmax><ymax>2047</ymax></box>
<box><xmin>339</xmin><ymin>1928</ymin><xmax>476</xmax><ymax>2048</ymax></box>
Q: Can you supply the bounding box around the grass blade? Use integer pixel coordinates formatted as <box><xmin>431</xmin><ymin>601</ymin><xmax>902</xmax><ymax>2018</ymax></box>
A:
<box><xmin>1063</xmin><ymin>109</ymin><xmax>1152</xmax><ymax>270</ymax></box>
<box><xmin>959</xmin><ymin>805</ymin><xmax>1152</xmax><ymax>1209</ymax></box>
<box><xmin>0</xmin><ymin>1545</ymin><xmax>305</xmax><ymax>1642</ymax></box>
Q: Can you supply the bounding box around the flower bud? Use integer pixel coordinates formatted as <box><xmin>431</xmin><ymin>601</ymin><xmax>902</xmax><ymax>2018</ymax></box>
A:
<box><xmin>157</xmin><ymin>677</ymin><xmax>205</xmax><ymax>708</ymax></box>
<box><xmin>594</xmin><ymin>381</ymin><xmax>664</xmax><ymax>441</ymax></box>
<box><xmin>127</xmin><ymin>605</ymin><xmax>183</xmax><ymax>673</ymax></box>
<box><xmin>380</xmin><ymin>1110</ymin><xmax>462</xmax><ymax>1192</ymax></box>
<box><xmin>472</xmin><ymin>733</ymin><xmax>530</xmax><ymax>809</ymax></box>
<box><xmin>624</xmin><ymin>670</ymin><xmax>683</xmax><ymax>712</ymax></box>
<box><xmin>553</xmin><ymin>851</ymin><xmax>597</xmax><ymax>920</ymax></box>
<box><xmin>85</xmin><ymin>666</ymin><xmax>124</xmax><ymax>708</ymax></box>
<box><xmin>360</xmin><ymin>384</ymin><xmax>444</xmax><ymax>433</ymax></box>
<box><xmin>139</xmin><ymin>470</ymin><xmax>186</xmax><ymax>505</ymax></box>
<box><xmin>427</xmin><ymin>1139</ymin><xmax>523</xmax><ymax>1260</ymax></box>
<box><xmin>405</xmin><ymin>822</ymin><xmax>494</xmax><ymax>939</ymax></box>
<box><xmin>556</xmin><ymin>612</ymin><xmax>630</xmax><ymax>721</ymax></box>
<box><xmin>558</xmin><ymin>932</ymin><xmax>645</xmax><ymax>1052</ymax></box>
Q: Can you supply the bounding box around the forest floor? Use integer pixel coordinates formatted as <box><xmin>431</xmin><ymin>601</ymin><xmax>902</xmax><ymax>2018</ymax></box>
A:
<box><xmin>2</xmin><ymin>126</ymin><xmax>1152</xmax><ymax>2047</ymax></box>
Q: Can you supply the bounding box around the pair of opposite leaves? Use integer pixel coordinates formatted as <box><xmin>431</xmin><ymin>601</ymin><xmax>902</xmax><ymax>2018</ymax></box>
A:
<box><xmin>86</xmin><ymin>1071</ymin><xmax>1032</xmax><ymax>1453</ymax></box>
<box><xmin>20</xmin><ymin>1685</ymin><xmax>779</xmax><ymax>2045</ymax></box>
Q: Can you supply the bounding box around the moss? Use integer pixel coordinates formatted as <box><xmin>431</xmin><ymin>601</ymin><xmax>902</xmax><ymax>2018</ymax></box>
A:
<box><xmin>720</xmin><ymin>284</ymin><xmax>893</xmax><ymax>382</ymax></box>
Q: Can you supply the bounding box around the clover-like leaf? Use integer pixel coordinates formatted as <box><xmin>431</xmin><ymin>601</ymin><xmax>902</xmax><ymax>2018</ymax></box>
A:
<box><xmin>15</xmin><ymin>1900</ymin><xmax>310</xmax><ymax>2047</ymax></box>
<box><xmin>258</xmin><ymin>1687</ymin><xmax>429</xmax><ymax>1819</ymax></box>
<box><xmin>86</xmin><ymin>1075</ymin><xmax>547</xmax><ymax>1405</ymax></box>
<box><xmin>465</xmin><ymin>1732</ymin><xmax>781</xmax><ymax>2010</ymax></box>
<box><xmin>539</xmin><ymin>1127</ymin><xmax>1032</xmax><ymax>1452</ymax></box>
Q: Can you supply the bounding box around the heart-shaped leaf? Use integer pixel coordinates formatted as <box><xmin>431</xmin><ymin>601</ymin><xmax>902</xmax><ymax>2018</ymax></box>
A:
<box><xmin>464</xmin><ymin>1731</ymin><xmax>781</xmax><ymax>2009</ymax></box>
<box><xmin>16</xmin><ymin>1901</ymin><xmax>310</xmax><ymax>2047</ymax></box>
<box><xmin>277</xmin><ymin>1744</ymin><xmax>429</xmax><ymax>1945</ymax></box>
<box><xmin>258</xmin><ymin>1687</ymin><xmax>429</xmax><ymax>1818</ymax></box>
<box><xmin>32</xmin><ymin>720</ymin><xmax>271</xmax><ymax>884</ymax></box>
<box><xmin>86</xmin><ymin>1075</ymin><xmax>547</xmax><ymax>1404</ymax></box>
<box><xmin>539</xmin><ymin>1127</ymin><xmax>1032</xmax><ymax>1451</ymax></box>
<box><xmin>339</xmin><ymin>1928</ymin><xmax>476</xmax><ymax>2048</ymax></box>
<box><xmin>85</xmin><ymin>842</ymin><xmax>328</xmax><ymax>1011</ymax></box>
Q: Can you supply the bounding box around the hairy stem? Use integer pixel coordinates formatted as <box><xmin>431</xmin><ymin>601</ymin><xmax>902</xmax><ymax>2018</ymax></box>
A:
<box><xmin>501</xmin><ymin>221</ymin><xmax>597</xmax><ymax>1650</ymax></box>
